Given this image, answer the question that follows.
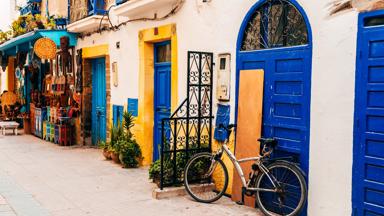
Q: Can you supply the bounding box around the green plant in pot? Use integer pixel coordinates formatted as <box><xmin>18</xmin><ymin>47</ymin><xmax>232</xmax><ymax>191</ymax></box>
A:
<box><xmin>118</xmin><ymin>111</ymin><xmax>143</xmax><ymax>168</ymax></box>
<box><xmin>119</xmin><ymin>139</ymin><xmax>142</xmax><ymax>168</ymax></box>
<box><xmin>98</xmin><ymin>141</ymin><xmax>112</xmax><ymax>160</ymax></box>
<box><xmin>149</xmin><ymin>157</ymin><xmax>173</xmax><ymax>187</ymax></box>
<box><xmin>109</xmin><ymin>124</ymin><xmax>125</xmax><ymax>164</ymax></box>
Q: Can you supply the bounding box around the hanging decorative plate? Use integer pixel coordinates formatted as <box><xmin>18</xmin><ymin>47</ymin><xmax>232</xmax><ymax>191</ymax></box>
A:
<box><xmin>34</xmin><ymin>38</ymin><xmax>57</xmax><ymax>60</ymax></box>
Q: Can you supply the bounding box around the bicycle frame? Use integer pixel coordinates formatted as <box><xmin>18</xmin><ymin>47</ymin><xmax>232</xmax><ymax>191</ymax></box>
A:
<box><xmin>215</xmin><ymin>142</ymin><xmax>278</xmax><ymax>193</ymax></box>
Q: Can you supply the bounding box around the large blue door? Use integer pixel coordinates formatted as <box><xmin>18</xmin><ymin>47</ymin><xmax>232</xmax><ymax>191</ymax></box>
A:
<box><xmin>238</xmin><ymin>47</ymin><xmax>311</xmax><ymax>174</ymax></box>
<box><xmin>236</xmin><ymin>0</ymin><xmax>312</xmax><ymax>178</ymax></box>
<box><xmin>353</xmin><ymin>11</ymin><xmax>384</xmax><ymax>216</ymax></box>
<box><xmin>153</xmin><ymin>41</ymin><xmax>171</xmax><ymax>161</ymax></box>
<box><xmin>92</xmin><ymin>58</ymin><xmax>106</xmax><ymax>145</ymax></box>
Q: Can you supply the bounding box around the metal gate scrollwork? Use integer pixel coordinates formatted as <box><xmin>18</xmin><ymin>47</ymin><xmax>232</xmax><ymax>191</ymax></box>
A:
<box><xmin>160</xmin><ymin>51</ymin><xmax>214</xmax><ymax>189</ymax></box>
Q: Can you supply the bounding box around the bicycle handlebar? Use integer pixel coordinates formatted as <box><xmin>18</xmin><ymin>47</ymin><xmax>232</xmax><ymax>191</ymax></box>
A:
<box><xmin>218</xmin><ymin>124</ymin><xmax>237</xmax><ymax>131</ymax></box>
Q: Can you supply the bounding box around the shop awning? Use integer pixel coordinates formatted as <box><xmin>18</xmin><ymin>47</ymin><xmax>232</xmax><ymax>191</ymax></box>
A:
<box><xmin>0</xmin><ymin>30</ymin><xmax>78</xmax><ymax>56</ymax></box>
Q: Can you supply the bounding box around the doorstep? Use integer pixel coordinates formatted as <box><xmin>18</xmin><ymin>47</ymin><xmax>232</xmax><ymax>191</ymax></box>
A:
<box><xmin>152</xmin><ymin>184</ymin><xmax>214</xmax><ymax>200</ymax></box>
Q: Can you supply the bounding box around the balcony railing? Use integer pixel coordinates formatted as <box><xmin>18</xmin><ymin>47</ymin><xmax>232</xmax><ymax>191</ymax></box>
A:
<box><xmin>20</xmin><ymin>0</ymin><xmax>42</xmax><ymax>16</ymax></box>
<box><xmin>69</xmin><ymin>0</ymin><xmax>106</xmax><ymax>24</ymax></box>
<box><xmin>113</xmin><ymin>0</ymin><xmax>178</xmax><ymax>18</ymax></box>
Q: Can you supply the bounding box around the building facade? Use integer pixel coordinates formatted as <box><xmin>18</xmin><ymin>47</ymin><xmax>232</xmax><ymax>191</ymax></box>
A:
<box><xmin>1</xmin><ymin>0</ymin><xmax>384</xmax><ymax>215</ymax></box>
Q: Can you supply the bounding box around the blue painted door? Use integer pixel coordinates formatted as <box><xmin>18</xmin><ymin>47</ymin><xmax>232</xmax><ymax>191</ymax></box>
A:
<box><xmin>153</xmin><ymin>41</ymin><xmax>172</xmax><ymax>161</ymax></box>
<box><xmin>353</xmin><ymin>12</ymin><xmax>384</xmax><ymax>216</ymax></box>
<box><xmin>238</xmin><ymin>46</ymin><xmax>312</xmax><ymax>175</ymax></box>
<box><xmin>92</xmin><ymin>58</ymin><xmax>106</xmax><ymax>145</ymax></box>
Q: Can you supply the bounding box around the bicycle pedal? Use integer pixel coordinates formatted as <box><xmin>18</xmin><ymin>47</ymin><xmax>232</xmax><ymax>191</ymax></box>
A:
<box><xmin>236</xmin><ymin>201</ymin><xmax>244</xmax><ymax>206</ymax></box>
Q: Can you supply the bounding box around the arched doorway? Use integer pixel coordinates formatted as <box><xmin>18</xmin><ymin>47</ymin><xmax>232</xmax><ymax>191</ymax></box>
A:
<box><xmin>236</xmin><ymin>0</ymin><xmax>312</xmax><ymax>176</ymax></box>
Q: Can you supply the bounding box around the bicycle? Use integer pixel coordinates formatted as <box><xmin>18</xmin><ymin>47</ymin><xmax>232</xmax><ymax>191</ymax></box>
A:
<box><xmin>184</xmin><ymin>124</ymin><xmax>307</xmax><ymax>216</ymax></box>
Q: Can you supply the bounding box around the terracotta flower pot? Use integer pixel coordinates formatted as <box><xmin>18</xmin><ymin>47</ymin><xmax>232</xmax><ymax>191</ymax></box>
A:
<box><xmin>111</xmin><ymin>152</ymin><xmax>120</xmax><ymax>164</ymax></box>
<box><xmin>102</xmin><ymin>149</ymin><xmax>111</xmax><ymax>160</ymax></box>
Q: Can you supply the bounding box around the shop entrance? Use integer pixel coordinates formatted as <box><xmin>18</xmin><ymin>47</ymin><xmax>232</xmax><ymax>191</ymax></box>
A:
<box><xmin>91</xmin><ymin>57</ymin><xmax>107</xmax><ymax>145</ymax></box>
<box><xmin>153</xmin><ymin>41</ymin><xmax>172</xmax><ymax>161</ymax></box>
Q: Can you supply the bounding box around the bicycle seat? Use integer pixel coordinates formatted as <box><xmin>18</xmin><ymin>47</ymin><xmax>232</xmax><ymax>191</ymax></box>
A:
<box><xmin>258</xmin><ymin>138</ymin><xmax>278</xmax><ymax>148</ymax></box>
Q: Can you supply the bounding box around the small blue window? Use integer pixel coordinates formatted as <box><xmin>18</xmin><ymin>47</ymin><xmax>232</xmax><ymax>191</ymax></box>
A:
<box><xmin>113</xmin><ymin>105</ymin><xmax>124</xmax><ymax>127</ymax></box>
<box><xmin>127</xmin><ymin>98</ymin><xmax>138</xmax><ymax>117</ymax></box>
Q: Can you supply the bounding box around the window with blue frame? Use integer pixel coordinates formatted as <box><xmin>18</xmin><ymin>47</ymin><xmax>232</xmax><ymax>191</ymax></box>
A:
<box><xmin>241</xmin><ymin>0</ymin><xmax>308</xmax><ymax>51</ymax></box>
<box><xmin>88</xmin><ymin>0</ymin><xmax>106</xmax><ymax>16</ymax></box>
<box><xmin>20</xmin><ymin>0</ymin><xmax>42</xmax><ymax>16</ymax></box>
<box><xmin>127</xmin><ymin>98</ymin><xmax>138</xmax><ymax>117</ymax></box>
<box><xmin>69</xmin><ymin>0</ymin><xmax>106</xmax><ymax>23</ymax></box>
<box><xmin>113</xmin><ymin>105</ymin><xmax>124</xmax><ymax>127</ymax></box>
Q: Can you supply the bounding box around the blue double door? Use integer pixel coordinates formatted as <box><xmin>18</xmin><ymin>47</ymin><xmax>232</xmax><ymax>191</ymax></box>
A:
<box><xmin>353</xmin><ymin>12</ymin><xmax>384</xmax><ymax>216</ymax></box>
<box><xmin>237</xmin><ymin>46</ymin><xmax>312</xmax><ymax>176</ymax></box>
<box><xmin>92</xmin><ymin>58</ymin><xmax>107</xmax><ymax>145</ymax></box>
<box><xmin>153</xmin><ymin>41</ymin><xmax>172</xmax><ymax>161</ymax></box>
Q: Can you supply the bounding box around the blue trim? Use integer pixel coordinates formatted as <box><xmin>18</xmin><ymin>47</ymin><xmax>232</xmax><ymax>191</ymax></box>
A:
<box><xmin>153</xmin><ymin>41</ymin><xmax>172</xmax><ymax>161</ymax></box>
<box><xmin>91</xmin><ymin>58</ymin><xmax>107</xmax><ymax>144</ymax></box>
<box><xmin>88</xmin><ymin>0</ymin><xmax>106</xmax><ymax>16</ymax></box>
<box><xmin>352</xmin><ymin>10</ymin><xmax>384</xmax><ymax>216</ymax></box>
<box><xmin>113</xmin><ymin>105</ymin><xmax>124</xmax><ymax>127</ymax></box>
<box><xmin>214</xmin><ymin>104</ymin><xmax>230</xmax><ymax>142</ymax></box>
<box><xmin>235</xmin><ymin>2</ymin><xmax>312</xmax><ymax>215</ymax></box>
<box><xmin>127</xmin><ymin>98</ymin><xmax>138</xmax><ymax>117</ymax></box>
<box><xmin>235</xmin><ymin>0</ymin><xmax>313</xmax><ymax>157</ymax></box>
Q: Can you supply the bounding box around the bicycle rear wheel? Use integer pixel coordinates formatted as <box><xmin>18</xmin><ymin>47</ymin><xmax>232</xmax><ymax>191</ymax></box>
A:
<box><xmin>184</xmin><ymin>152</ymin><xmax>228</xmax><ymax>203</ymax></box>
<box><xmin>255</xmin><ymin>161</ymin><xmax>307</xmax><ymax>216</ymax></box>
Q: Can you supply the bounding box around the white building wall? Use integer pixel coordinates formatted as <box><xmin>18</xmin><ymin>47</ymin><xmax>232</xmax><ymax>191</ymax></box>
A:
<box><xmin>75</xmin><ymin>0</ymin><xmax>358</xmax><ymax>215</ymax></box>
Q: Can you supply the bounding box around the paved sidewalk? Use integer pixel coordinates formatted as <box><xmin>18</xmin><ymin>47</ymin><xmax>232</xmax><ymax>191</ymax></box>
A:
<box><xmin>0</xmin><ymin>194</ymin><xmax>17</xmax><ymax>216</ymax></box>
<box><xmin>0</xmin><ymin>134</ymin><xmax>261</xmax><ymax>216</ymax></box>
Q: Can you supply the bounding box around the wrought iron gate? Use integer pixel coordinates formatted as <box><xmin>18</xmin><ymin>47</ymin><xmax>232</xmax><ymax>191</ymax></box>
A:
<box><xmin>160</xmin><ymin>51</ymin><xmax>214</xmax><ymax>189</ymax></box>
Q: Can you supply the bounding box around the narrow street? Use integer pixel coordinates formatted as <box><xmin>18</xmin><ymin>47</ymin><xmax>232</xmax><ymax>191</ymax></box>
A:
<box><xmin>0</xmin><ymin>134</ymin><xmax>260</xmax><ymax>216</ymax></box>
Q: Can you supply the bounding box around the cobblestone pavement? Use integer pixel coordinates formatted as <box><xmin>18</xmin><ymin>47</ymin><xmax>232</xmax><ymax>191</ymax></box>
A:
<box><xmin>0</xmin><ymin>134</ymin><xmax>261</xmax><ymax>216</ymax></box>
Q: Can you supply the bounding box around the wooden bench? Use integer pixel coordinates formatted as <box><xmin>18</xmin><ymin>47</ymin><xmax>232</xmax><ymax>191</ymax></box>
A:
<box><xmin>0</xmin><ymin>122</ymin><xmax>20</xmax><ymax>135</ymax></box>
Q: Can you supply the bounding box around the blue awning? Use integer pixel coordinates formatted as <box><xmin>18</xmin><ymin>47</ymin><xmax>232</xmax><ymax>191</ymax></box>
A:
<box><xmin>0</xmin><ymin>30</ymin><xmax>77</xmax><ymax>56</ymax></box>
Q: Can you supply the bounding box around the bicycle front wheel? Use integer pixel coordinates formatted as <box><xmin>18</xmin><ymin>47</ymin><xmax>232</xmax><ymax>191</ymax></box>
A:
<box><xmin>256</xmin><ymin>161</ymin><xmax>307</xmax><ymax>216</ymax></box>
<box><xmin>184</xmin><ymin>152</ymin><xmax>228</xmax><ymax>203</ymax></box>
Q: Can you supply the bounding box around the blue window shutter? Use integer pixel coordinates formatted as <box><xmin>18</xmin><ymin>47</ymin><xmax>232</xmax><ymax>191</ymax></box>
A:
<box><xmin>113</xmin><ymin>105</ymin><xmax>118</xmax><ymax>127</ymax></box>
<box><xmin>214</xmin><ymin>104</ymin><xmax>231</xmax><ymax>142</ymax></box>
<box><xmin>113</xmin><ymin>105</ymin><xmax>124</xmax><ymax>127</ymax></box>
<box><xmin>118</xmin><ymin>106</ymin><xmax>124</xmax><ymax>126</ymax></box>
<box><xmin>127</xmin><ymin>98</ymin><xmax>138</xmax><ymax>117</ymax></box>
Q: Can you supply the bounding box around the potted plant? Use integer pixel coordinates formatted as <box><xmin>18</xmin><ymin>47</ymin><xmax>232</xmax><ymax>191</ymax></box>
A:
<box><xmin>108</xmin><ymin>124</ymin><xmax>125</xmax><ymax>164</ymax></box>
<box><xmin>118</xmin><ymin>111</ymin><xmax>143</xmax><ymax>168</ymax></box>
<box><xmin>119</xmin><ymin>139</ymin><xmax>142</xmax><ymax>168</ymax></box>
<box><xmin>149</xmin><ymin>158</ymin><xmax>173</xmax><ymax>187</ymax></box>
<box><xmin>99</xmin><ymin>141</ymin><xmax>111</xmax><ymax>160</ymax></box>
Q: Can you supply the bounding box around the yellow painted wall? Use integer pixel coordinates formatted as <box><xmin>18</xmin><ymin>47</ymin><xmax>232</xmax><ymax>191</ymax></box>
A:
<box><xmin>136</xmin><ymin>24</ymin><xmax>178</xmax><ymax>165</ymax></box>
<box><xmin>82</xmin><ymin>45</ymin><xmax>109</xmax><ymax>59</ymax></box>
<box><xmin>212</xmin><ymin>132</ymin><xmax>236</xmax><ymax>195</ymax></box>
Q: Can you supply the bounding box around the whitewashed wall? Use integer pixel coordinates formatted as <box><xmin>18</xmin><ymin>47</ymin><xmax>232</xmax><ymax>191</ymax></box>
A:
<box><xmin>75</xmin><ymin>0</ymin><xmax>358</xmax><ymax>215</ymax></box>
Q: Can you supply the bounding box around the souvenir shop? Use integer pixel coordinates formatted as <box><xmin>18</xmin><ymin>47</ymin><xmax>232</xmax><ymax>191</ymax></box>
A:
<box><xmin>0</xmin><ymin>30</ymin><xmax>80</xmax><ymax>145</ymax></box>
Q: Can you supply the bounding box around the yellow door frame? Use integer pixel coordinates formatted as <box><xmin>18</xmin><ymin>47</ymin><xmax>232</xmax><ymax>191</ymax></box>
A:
<box><xmin>81</xmin><ymin>44</ymin><xmax>112</xmax><ymax>141</ymax></box>
<box><xmin>137</xmin><ymin>24</ymin><xmax>178</xmax><ymax>165</ymax></box>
